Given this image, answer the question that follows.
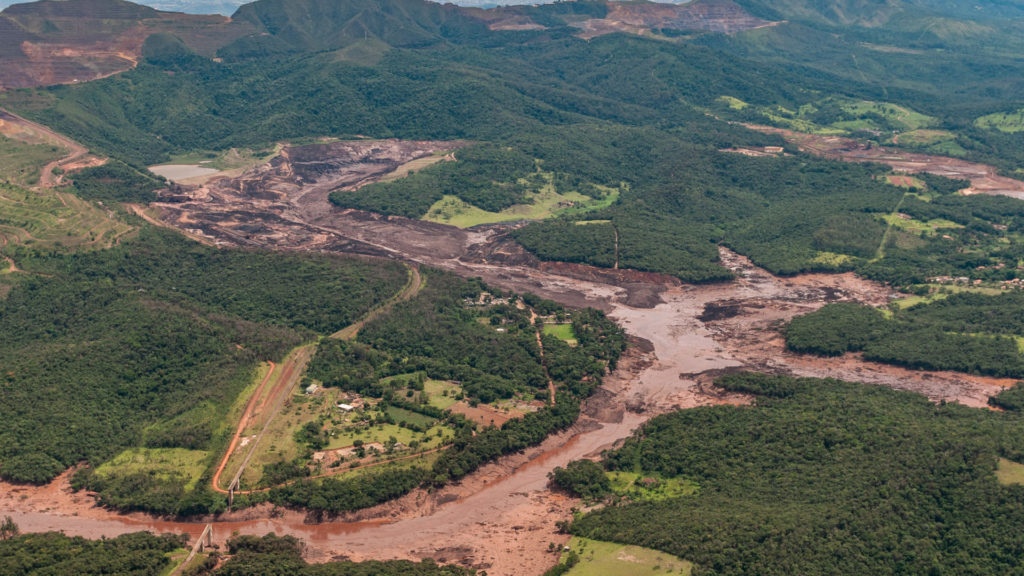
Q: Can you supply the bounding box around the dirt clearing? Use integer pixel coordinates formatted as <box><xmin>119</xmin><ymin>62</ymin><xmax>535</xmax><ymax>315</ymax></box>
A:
<box><xmin>744</xmin><ymin>123</ymin><xmax>1024</xmax><ymax>200</ymax></box>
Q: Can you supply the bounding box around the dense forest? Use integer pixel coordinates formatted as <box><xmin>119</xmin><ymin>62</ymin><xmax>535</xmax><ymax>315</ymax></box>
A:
<box><xmin>0</xmin><ymin>530</ymin><xmax>471</xmax><ymax>576</ymax></box>
<box><xmin>0</xmin><ymin>530</ymin><xmax>186</xmax><ymax>576</ymax></box>
<box><xmin>786</xmin><ymin>293</ymin><xmax>1024</xmax><ymax>377</ymax></box>
<box><xmin>568</xmin><ymin>372</ymin><xmax>1024</xmax><ymax>575</ymax></box>
<box><xmin>0</xmin><ymin>227</ymin><xmax>406</xmax><ymax>510</ymax></box>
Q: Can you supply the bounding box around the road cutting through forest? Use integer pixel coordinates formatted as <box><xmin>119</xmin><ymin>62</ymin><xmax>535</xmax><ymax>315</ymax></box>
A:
<box><xmin>214</xmin><ymin>264</ymin><xmax>425</xmax><ymax>495</ymax></box>
<box><xmin>3</xmin><ymin>244</ymin><xmax>1012</xmax><ymax>576</ymax></box>
<box><xmin>3</xmin><ymin>134</ymin><xmax>1020</xmax><ymax>575</ymax></box>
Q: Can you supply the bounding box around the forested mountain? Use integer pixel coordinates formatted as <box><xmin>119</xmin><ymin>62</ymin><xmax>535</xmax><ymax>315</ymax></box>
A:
<box><xmin>4</xmin><ymin>0</ymin><xmax>1024</xmax><ymax>285</ymax></box>
<box><xmin>4</xmin><ymin>0</ymin><xmax>1024</xmax><ymax>571</ymax></box>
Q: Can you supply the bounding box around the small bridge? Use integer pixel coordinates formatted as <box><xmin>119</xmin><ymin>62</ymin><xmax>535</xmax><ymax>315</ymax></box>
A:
<box><xmin>171</xmin><ymin>523</ymin><xmax>213</xmax><ymax>575</ymax></box>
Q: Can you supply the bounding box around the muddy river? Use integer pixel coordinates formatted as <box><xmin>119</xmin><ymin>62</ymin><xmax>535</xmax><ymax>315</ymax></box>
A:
<box><xmin>1</xmin><ymin>242</ymin><xmax>1009</xmax><ymax>574</ymax></box>
<box><xmin>3</xmin><ymin>141</ymin><xmax>1016</xmax><ymax>575</ymax></box>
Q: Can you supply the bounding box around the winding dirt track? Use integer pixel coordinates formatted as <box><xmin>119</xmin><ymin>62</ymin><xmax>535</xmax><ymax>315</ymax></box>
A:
<box><xmin>0</xmin><ymin>107</ymin><xmax>93</xmax><ymax>188</ymax></box>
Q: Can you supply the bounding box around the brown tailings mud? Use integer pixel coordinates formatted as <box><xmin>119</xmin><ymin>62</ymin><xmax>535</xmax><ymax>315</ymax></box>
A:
<box><xmin>745</xmin><ymin>124</ymin><xmax>1024</xmax><ymax>200</ymax></box>
<box><xmin>3</xmin><ymin>140</ymin><xmax>1014</xmax><ymax>575</ymax></box>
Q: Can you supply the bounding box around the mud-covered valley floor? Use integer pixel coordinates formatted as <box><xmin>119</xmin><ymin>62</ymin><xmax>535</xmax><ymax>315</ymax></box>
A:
<box><xmin>2</xmin><ymin>141</ymin><xmax>1015</xmax><ymax>576</ymax></box>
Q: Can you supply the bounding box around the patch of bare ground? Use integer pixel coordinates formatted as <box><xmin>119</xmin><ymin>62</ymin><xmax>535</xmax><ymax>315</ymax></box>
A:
<box><xmin>6</xmin><ymin>137</ymin><xmax>1016</xmax><ymax>576</ymax></box>
<box><xmin>0</xmin><ymin>9</ymin><xmax>250</xmax><ymax>90</ymax></box>
<box><xmin>571</xmin><ymin>0</ymin><xmax>779</xmax><ymax>40</ymax></box>
<box><xmin>743</xmin><ymin>123</ymin><xmax>1024</xmax><ymax>200</ymax></box>
<box><xmin>0</xmin><ymin>107</ymin><xmax>103</xmax><ymax>187</ymax></box>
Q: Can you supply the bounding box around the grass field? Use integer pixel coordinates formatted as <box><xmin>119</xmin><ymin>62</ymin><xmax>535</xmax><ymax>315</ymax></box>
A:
<box><xmin>607</xmin><ymin>471</ymin><xmax>698</xmax><ymax>502</ymax></box>
<box><xmin>424</xmin><ymin>379</ymin><xmax>462</xmax><ymax>410</ymax></box>
<box><xmin>0</xmin><ymin>181</ymin><xmax>135</xmax><ymax>253</ymax></box>
<box><xmin>96</xmin><ymin>447</ymin><xmax>209</xmax><ymax>492</ymax></box>
<box><xmin>716</xmin><ymin>95</ymin><xmax>749</xmax><ymax>110</ymax></box>
<box><xmin>325</xmin><ymin>421</ymin><xmax>453</xmax><ymax>452</ymax></box>
<box><xmin>727</xmin><ymin>95</ymin><xmax>939</xmax><ymax>138</ymax></box>
<box><xmin>975</xmin><ymin>108</ymin><xmax>1024</xmax><ymax>133</ymax></box>
<box><xmin>422</xmin><ymin>174</ymin><xmax>620</xmax><ymax>228</ymax></box>
<box><xmin>879</xmin><ymin>213</ymin><xmax>963</xmax><ymax>235</ymax></box>
<box><xmin>895</xmin><ymin>129</ymin><xmax>957</xmax><ymax>145</ymax></box>
<box><xmin>387</xmin><ymin>406</ymin><xmax>437</xmax><ymax>428</ymax></box>
<box><xmin>996</xmin><ymin>458</ymin><xmax>1024</xmax><ymax>485</ymax></box>
<box><xmin>559</xmin><ymin>537</ymin><xmax>693</xmax><ymax>576</ymax></box>
<box><xmin>839</xmin><ymin>100</ymin><xmax>935</xmax><ymax>131</ymax></box>
<box><xmin>811</xmin><ymin>251</ymin><xmax>853</xmax><ymax>267</ymax></box>
<box><xmin>892</xmin><ymin>284</ymin><xmax>1004</xmax><ymax>309</ymax></box>
<box><xmin>0</xmin><ymin>135</ymin><xmax>65</xmax><ymax>186</ymax></box>
<box><xmin>543</xmin><ymin>323</ymin><xmax>578</xmax><ymax>345</ymax></box>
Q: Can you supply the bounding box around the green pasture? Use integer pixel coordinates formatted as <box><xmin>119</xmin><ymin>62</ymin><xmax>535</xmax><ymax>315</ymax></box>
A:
<box><xmin>422</xmin><ymin>173</ymin><xmax>619</xmax><ymax>228</ymax></box>
<box><xmin>559</xmin><ymin>537</ymin><xmax>693</xmax><ymax>576</ymax></box>
<box><xmin>996</xmin><ymin>458</ymin><xmax>1024</xmax><ymax>485</ymax></box>
<box><xmin>975</xmin><ymin>108</ymin><xmax>1024</xmax><ymax>133</ymax></box>
<box><xmin>543</xmin><ymin>323</ymin><xmax>578</xmax><ymax>344</ymax></box>
<box><xmin>606</xmin><ymin>471</ymin><xmax>698</xmax><ymax>502</ymax></box>
<box><xmin>95</xmin><ymin>447</ymin><xmax>209</xmax><ymax>492</ymax></box>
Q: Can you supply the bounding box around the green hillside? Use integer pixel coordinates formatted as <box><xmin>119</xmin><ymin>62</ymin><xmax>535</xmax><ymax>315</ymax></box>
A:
<box><xmin>569</xmin><ymin>372</ymin><xmax>1024</xmax><ymax>575</ymax></box>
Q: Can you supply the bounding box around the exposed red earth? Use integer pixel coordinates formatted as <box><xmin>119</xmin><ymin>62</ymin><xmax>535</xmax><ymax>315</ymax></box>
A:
<box><xmin>743</xmin><ymin>123</ymin><xmax>1024</xmax><ymax>200</ymax></box>
<box><xmin>2</xmin><ymin>138</ymin><xmax>1013</xmax><ymax>573</ymax></box>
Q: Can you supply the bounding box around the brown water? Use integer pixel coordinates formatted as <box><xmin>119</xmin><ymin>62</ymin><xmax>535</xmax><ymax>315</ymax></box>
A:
<box><xmin>0</xmin><ymin>247</ymin><xmax>1009</xmax><ymax>575</ymax></box>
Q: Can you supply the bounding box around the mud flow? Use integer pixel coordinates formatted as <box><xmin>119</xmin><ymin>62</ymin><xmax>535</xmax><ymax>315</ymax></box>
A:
<box><xmin>3</xmin><ymin>141</ymin><xmax>1011</xmax><ymax>576</ymax></box>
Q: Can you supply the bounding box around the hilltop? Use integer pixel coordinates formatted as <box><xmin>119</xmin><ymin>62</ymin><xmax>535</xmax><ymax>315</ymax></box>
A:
<box><xmin>0</xmin><ymin>0</ymin><xmax>777</xmax><ymax>88</ymax></box>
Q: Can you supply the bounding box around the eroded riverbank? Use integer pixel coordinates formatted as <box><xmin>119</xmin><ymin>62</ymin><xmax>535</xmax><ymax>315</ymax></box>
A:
<box><xmin>2</xmin><ymin>143</ymin><xmax>1016</xmax><ymax>575</ymax></box>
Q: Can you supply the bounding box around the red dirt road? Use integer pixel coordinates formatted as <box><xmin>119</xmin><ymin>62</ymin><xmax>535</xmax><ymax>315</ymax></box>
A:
<box><xmin>0</xmin><ymin>107</ymin><xmax>97</xmax><ymax>188</ymax></box>
<box><xmin>212</xmin><ymin>361</ymin><xmax>276</xmax><ymax>493</ymax></box>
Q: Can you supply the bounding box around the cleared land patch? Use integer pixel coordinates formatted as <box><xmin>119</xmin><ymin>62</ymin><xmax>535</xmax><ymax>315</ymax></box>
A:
<box><xmin>424</xmin><ymin>379</ymin><xmax>462</xmax><ymax>410</ymax></box>
<box><xmin>975</xmin><ymin>108</ymin><xmax>1024</xmax><ymax>133</ymax></box>
<box><xmin>724</xmin><ymin>95</ymin><xmax>937</xmax><ymax>137</ymax></box>
<box><xmin>378</xmin><ymin>152</ymin><xmax>452</xmax><ymax>183</ymax></box>
<box><xmin>884</xmin><ymin>174</ymin><xmax>924</xmax><ymax>188</ymax></box>
<box><xmin>558</xmin><ymin>537</ymin><xmax>693</xmax><ymax>576</ymax></box>
<box><xmin>0</xmin><ymin>181</ymin><xmax>135</xmax><ymax>253</ymax></box>
<box><xmin>95</xmin><ymin>447</ymin><xmax>209</xmax><ymax>492</ymax></box>
<box><xmin>996</xmin><ymin>458</ymin><xmax>1024</xmax><ymax>485</ymax></box>
<box><xmin>543</xmin><ymin>322</ymin><xmax>578</xmax><ymax>346</ymax></box>
<box><xmin>0</xmin><ymin>134</ymin><xmax>65</xmax><ymax>186</ymax></box>
<box><xmin>606</xmin><ymin>471</ymin><xmax>698</xmax><ymax>502</ymax></box>
<box><xmin>879</xmin><ymin>213</ymin><xmax>963</xmax><ymax>235</ymax></box>
<box><xmin>422</xmin><ymin>174</ymin><xmax>619</xmax><ymax>228</ymax></box>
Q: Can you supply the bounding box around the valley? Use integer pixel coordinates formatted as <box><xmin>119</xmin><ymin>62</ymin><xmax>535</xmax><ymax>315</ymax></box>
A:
<box><xmin>1</xmin><ymin>140</ymin><xmax>1014</xmax><ymax>574</ymax></box>
<box><xmin>4</xmin><ymin>0</ymin><xmax>1024</xmax><ymax>573</ymax></box>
